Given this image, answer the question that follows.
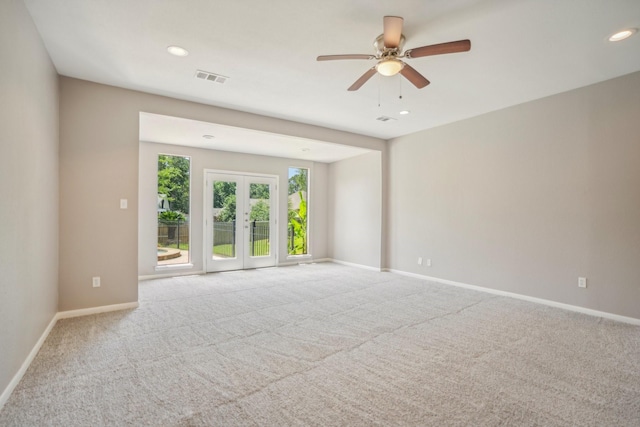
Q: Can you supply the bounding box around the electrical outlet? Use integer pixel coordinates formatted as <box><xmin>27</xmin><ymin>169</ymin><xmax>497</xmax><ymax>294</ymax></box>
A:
<box><xmin>418</xmin><ymin>257</ymin><xmax>423</xmax><ymax>265</ymax></box>
<box><xmin>578</xmin><ymin>277</ymin><xmax>587</xmax><ymax>288</ymax></box>
<box><xmin>92</xmin><ymin>277</ymin><xmax>101</xmax><ymax>287</ymax></box>
<box><xmin>426</xmin><ymin>259</ymin><xmax>432</xmax><ymax>267</ymax></box>
<box><xmin>120</xmin><ymin>199</ymin><xmax>128</xmax><ymax>209</ymax></box>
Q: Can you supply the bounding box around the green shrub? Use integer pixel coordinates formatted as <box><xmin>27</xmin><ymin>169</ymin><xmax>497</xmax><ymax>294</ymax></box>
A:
<box><xmin>158</xmin><ymin>211</ymin><xmax>186</xmax><ymax>223</ymax></box>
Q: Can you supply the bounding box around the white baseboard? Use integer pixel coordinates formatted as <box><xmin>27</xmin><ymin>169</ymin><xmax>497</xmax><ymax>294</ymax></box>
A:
<box><xmin>278</xmin><ymin>261</ymin><xmax>301</xmax><ymax>267</ymax></box>
<box><xmin>388</xmin><ymin>269</ymin><xmax>640</xmax><ymax>326</ymax></box>
<box><xmin>310</xmin><ymin>258</ymin><xmax>331</xmax><ymax>263</ymax></box>
<box><xmin>0</xmin><ymin>314</ymin><xmax>57</xmax><ymax>411</ymax></box>
<box><xmin>329</xmin><ymin>258</ymin><xmax>382</xmax><ymax>272</ymax></box>
<box><xmin>0</xmin><ymin>301</ymin><xmax>139</xmax><ymax>411</ymax></box>
<box><xmin>57</xmin><ymin>302</ymin><xmax>139</xmax><ymax>319</ymax></box>
<box><xmin>139</xmin><ymin>270</ymin><xmax>205</xmax><ymax>281</ymax></box>
<box><xmin>278</xmin><ymin>258</ymin><xmax>331</xmax><ymax>267</ymax></box>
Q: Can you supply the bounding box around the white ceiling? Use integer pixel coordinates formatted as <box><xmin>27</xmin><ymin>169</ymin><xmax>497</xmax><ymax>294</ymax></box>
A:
<box><xmin>25</xmin><ymin>0</ymin><xmax>640</xmax><ymax>141</ymax></box>
<box><xmin>139</xmin><ymin>112</ymin><xmax>372</xmax><ymax>163</ymax></box>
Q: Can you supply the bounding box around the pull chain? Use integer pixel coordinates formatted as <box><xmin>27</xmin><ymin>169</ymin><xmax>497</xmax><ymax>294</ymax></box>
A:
<box><xmin>378</xmin><ymin>74</ymin><xmax>381</xmax><ymax>108</ymax></box>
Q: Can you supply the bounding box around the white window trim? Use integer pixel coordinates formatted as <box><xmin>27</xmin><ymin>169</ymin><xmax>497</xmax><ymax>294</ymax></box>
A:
<box><xmin>156</xmin><ymin>153</ymin><xmax>192</xmax><ymax>268</ymax></box>
<box><xmin>287</xmin><ymin>166</ymin><xmax>311</xmax><ymax>257</ymax></box>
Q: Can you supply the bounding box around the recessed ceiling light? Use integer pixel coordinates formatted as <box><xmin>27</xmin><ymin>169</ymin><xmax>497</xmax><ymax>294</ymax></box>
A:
<box><xmin>608</xmin><ymin>28</ymin><xmax>637</xmax><ymax>42</ymax></box>
<box><xmin>167</xmin><ymin>45</ymin><xmax>189</xmax><ymax>56</ymax></box>
<box><xmin>399</xmin><ymin>110</ymin><xmax>410</xmax><ymax>115</ymax></box>
<box><xmin>202</xmin><ymin>134</ymin><xmax>214</xmax><ymax>139</ymax></box>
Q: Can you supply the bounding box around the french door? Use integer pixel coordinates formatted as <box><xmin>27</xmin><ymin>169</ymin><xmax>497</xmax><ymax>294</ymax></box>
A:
<box><xmin>205</xmin><ymin>171</ymin><xmax>277</xmax><ymax>272</ymax></box>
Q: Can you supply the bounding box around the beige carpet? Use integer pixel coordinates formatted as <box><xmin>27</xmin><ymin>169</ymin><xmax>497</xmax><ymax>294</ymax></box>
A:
<box><xmin>1</xmin><ymin>263</ymin><xmax>639</xmax><ymax>426</ymax></box>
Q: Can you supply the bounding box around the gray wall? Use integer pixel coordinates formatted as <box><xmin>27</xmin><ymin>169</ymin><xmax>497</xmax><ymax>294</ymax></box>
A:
<box><xmin>60</xmin><ymin>77</ymin><xmax>384</xmax><ymax>310</ymax></box>
<box><xmin>388</xmin><ymin>71</ymin><xmax>640</xmax><ymax>319</ymax></box>
<box><xmin>139</xmin><ymin>141</ymin><xmax>329</xmax><ymax>276</ymax></box>
<box><xmin>328</xmin><ymin>152</ymin><xmax>382</xmax><ymax>268</ymax></box>
<box><xmin>0</xmin><ymin>0</ymin><xmax>59</xmax><ymax>398</ymax></box>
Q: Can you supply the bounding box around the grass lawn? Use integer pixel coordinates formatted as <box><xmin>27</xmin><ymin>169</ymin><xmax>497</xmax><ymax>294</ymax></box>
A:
<box><xmin>213</xmin><ymin>239</ymin><xmax>270</xmax><ymax>257</ymax></box>
<box><xmin>160</xmin><ymin>240</ymin><xmax>271</xmax><ymax>257</ymax></box>
<box><xmin>213</xmin><ymin>244</ymin><xmax>234</xmax><ymax>257</ymax></box>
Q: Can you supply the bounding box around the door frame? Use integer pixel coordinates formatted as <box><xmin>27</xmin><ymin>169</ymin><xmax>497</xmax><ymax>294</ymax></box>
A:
<box><xmin>203</xmin><ymin>169</ymin><xmax>279</xmax><ymax>272</ymax></box>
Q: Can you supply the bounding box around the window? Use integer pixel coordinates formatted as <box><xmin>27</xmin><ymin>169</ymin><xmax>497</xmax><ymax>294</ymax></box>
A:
<box><xmin>287</xmin><ymin>167</ymin><xmax>308</xmax><ymax>255</ymax></box>
<box><xmin>157</xmin><ymin>154</ymin><xmax>190</xmax><ymax>265</ymax></box>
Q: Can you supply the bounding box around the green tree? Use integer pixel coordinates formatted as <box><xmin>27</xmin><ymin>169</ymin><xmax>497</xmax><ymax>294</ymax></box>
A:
<box><xmin>288</xmin><ymin>168</ymin><xmax>308</xmax><ymax>195</ymax></box>
<box><xmin>217</xmin><ymin>194</ymin><xmax>236</xmax><ymax>222</ymax></box>
<box><xmin>213</xmin><ymin>181</ymin><xmax>236</xmax><ymax>208</ymax></box>
<box><xmin>250</xmin><ymin>183</ymin><xmax>270</xmax><ymax>200</ymax></box>
<box><xmin>250</xmin><ymin>200</ymin><xmax>270</xmax><ymax>221</ymax></box>
<box><xmin>158</xmin><ymin>155</ymin><xmax>190</xmax><ymax>214</ymax></box>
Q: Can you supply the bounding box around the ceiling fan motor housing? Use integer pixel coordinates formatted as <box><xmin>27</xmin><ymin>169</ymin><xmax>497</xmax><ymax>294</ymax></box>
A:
<box><xmin>374</xmin><ymin>33</ymin><xmax>406</xmax><ymax>55</ymax></box>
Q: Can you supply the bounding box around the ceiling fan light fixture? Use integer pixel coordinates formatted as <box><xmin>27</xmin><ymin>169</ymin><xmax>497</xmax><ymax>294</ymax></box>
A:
<box><xmin>376</xmin><ymin>58</ymin><xmax>404</xmax><ymax>76</ymax></box>
<box><xmin>608</xmin><ymin>28</ymin><xmax>637</xmax><ymax>42</ymax></box>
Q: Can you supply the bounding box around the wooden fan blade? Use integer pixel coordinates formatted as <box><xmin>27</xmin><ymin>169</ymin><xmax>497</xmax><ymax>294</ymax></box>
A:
<box><xmin>348</xmin><ymin>68</ymin><xmax>377</xmax><ymax>91</ymax></box>
<box><xmin>406</xmin><ymin>40</ymin><xmax>471</xmax><ymax>58</ymax></box>
<box><xmin>400</xmin><ymin>63</ymin><xmax>430</xmax><ymax>89</ymax></box>
<box><xmin>383</xmin><ymin>16</ymin><xmax>404</xmax><ymax>48</ymax></box>
<box><xmin>317</xmin><ymin>54</ymin><xmax>375</xmax><ymax>61</ymax></box>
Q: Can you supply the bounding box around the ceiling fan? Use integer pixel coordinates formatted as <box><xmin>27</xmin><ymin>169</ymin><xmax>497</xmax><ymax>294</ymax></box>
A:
<box><xmin>317</xmin><ymin>16</ymin><xmax>471</xmax><ymax>91</ymax></box>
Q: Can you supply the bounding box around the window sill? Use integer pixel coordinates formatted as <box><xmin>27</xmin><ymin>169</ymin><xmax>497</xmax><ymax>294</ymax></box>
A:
<box><xmin>286</xmin><ymin>254</ymin><xmax>312</xmax><ymax>261</ymax></box>
<box><xmin>155</xmin><ymin>263</ymin><xmax>194</xmax><ymax>271</ymax></box>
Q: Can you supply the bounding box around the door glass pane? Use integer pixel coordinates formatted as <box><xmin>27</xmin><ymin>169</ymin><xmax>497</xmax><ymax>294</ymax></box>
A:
<box><xmin>213</xmin><ymin>181</ymin><xmax>237</xmax><ymax>259</ymax></box>
<box><xmin>249</xmin><ymin>183</ymin><xmax>270</xmax><ymax>257</ymax></box>
<box><xmin>157</xmin><ymin>154</ymin><xmax>190</xmax><ymax>266</ymax></box>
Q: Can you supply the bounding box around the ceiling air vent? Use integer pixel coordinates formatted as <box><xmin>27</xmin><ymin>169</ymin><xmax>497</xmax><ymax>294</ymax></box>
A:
<box><xmin>195</xmin><ymin>70</ymin><xmax>228</xmax><ymax>84</ymax></box>
<box><xmin>376</xmin><ymin>116</ymin><xmax>396</xmax><ymax>122</ymax></box>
